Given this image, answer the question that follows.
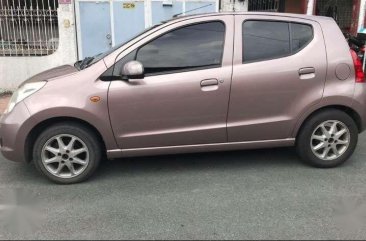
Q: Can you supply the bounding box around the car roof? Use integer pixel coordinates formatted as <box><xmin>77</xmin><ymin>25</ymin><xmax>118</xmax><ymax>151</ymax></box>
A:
<box><xmin>170</xmin><ymin>11</ymin><xmax>333</xmax><ymax>23</ymax></box>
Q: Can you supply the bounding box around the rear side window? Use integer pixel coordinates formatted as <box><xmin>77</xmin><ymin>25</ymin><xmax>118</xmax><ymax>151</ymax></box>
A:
<box><xmin>242</xmin><ymin>21</ymin><xmax>313</xmax><ymax>63</ymax></box>
<box><xmin>243</xmin><ymin>21</ymin><xmax>290</xmax><ymax>63</ymax></box>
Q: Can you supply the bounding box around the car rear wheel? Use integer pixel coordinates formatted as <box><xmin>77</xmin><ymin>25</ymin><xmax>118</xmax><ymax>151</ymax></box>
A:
<box><xmin>296</xmin><ymin>109</ymin><xmax>358</xmax><ymax>168</ymax></box>
<box><xmin>33</xmin><ymin>122</ymin><xmax>102</xmax><ymax>184</ymax></box>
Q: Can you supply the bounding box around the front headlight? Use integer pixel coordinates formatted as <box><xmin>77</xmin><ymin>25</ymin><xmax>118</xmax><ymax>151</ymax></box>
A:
<box><xmin>4</xmin><ymin>81</ymin><xmax>46</xmax><ymax>114</ymax></box>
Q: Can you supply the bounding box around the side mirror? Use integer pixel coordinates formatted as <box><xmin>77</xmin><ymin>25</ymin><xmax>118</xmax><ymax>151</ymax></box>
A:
<box><xmin>121</xmin><ymin>61</ymin><xmax>145</xmax><ymax>80</ymax></box>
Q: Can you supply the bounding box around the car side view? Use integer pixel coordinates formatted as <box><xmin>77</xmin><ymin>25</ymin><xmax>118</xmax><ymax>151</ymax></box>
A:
<box><xmin>1</xmin><ymin>12</ymin><xmax>366</xmax><ymax>184</ymax></box>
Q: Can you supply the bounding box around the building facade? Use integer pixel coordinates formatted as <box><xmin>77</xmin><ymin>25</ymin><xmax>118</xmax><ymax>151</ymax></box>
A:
<box><xmin>1</xmin><ymin>0</ymin><xmax>366</xmax><ymax>90</ymax></box>
<box><xmin>0</xmin><ymin>0</ymin><xmax>77</xmax><ymax>90</ymax></box>
<box><xmin>246</xmin><ymin>0</ymin><xmax>365</xmax><ymax>35</ymax></box>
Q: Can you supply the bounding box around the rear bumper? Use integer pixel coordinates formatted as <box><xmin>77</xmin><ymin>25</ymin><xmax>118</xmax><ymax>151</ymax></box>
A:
<box><xmin>352</xmin><ymin>83</ymin><xmax>366</xmax><ymax>132</ymax></box>
<box><xmin>0</xmin><ymin>101</ymin><xmax>31</xmax><ymax>162</ymax></box>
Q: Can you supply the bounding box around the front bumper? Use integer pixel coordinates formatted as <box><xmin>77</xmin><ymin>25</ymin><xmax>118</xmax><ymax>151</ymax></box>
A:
<box><xmin>0</xmin><ymin>101</ymin><xmax>31</xmax><ymax>162</ymax></box>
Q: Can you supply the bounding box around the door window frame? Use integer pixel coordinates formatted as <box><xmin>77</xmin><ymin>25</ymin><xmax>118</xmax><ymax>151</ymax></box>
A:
<box><xmin>100</xmin><ymin>15</ymin><xmax>234</xmax><ymax>80</ymax></box>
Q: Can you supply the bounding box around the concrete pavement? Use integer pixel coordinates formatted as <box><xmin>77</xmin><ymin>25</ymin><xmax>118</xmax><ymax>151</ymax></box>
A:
<box><xmin>0</xmin><ymin>133</ymin><xmax>366</xmax><ymax>239</ymax></box>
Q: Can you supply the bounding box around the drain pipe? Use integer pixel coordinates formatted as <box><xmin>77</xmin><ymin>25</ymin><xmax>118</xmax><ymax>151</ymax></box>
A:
<box><xmin>357</xmin><ymin>0</ymin><xmax>366</xmax><ymax>71</ymax></box>
<box><xmin>358</xmin><ymin>0</ymin><xmax>366</xmax><ymax>32</ymax></box>
<box><xmin>306</xmin><ymin>0</ymin><xmax>315</xmax><ymax>15</ymax></box>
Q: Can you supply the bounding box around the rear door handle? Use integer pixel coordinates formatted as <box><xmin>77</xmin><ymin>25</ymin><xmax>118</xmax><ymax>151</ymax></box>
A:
<box><xmin>200</xmin><ymin>79</ymin><xmax>219</xmax><ymax>91</ymax></box>
<box><xmin>299</xmin><ymin>67</ymin><xmax>316</xmax><ymax>79</ymax></box>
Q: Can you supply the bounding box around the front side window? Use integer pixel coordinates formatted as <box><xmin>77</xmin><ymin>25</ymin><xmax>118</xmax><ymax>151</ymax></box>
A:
<box><xmin>135</xmin><ymin>21</ymin><xmax>225</xmax><ymax>75</ymax></box>
<box><xmin>242</xmin><ymin>20</ymin><xmax>313</xmax><ymax>63</ymax></box>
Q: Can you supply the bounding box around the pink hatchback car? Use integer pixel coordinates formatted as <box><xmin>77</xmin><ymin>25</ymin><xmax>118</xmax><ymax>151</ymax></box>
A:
<box><xmin>1</xmin><ymin>12</ymin><xmax>366</xmax><ymax>184</ymax></box>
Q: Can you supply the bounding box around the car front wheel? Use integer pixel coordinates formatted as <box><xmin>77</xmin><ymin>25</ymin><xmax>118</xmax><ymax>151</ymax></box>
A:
<box><xmin>33</xmin><ymin>122</ymin><xmax>102</xmax><ymax>184</ymax></box>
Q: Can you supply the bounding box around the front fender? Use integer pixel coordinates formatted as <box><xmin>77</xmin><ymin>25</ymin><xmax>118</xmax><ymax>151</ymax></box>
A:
<box><xmin>24</xmin><ymin>106</ymin><xmax>118</xmax><ymax>151</ymax></box>
<box><xmin>22</xmin><ymin>76</ymin><xmax>118</xmax><ymax>151</ymax></box>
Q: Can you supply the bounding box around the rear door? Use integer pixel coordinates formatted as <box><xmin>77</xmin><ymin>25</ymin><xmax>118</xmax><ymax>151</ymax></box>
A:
<box><xmin>227</xmin><ymin>15</ymin><xmax>327</xmax><ymax>142</ymax></box>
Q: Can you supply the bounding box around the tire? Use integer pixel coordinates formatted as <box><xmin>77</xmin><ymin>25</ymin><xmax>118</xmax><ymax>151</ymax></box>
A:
<box><xmin>33</xmin><ymin>122</ymin><xmax>102</xmax><ymax>184</ymax></box>
<box><xmin>296</xmin><ymin>109</ymin><xmax>358</xmax><ymax>168</ymax></box>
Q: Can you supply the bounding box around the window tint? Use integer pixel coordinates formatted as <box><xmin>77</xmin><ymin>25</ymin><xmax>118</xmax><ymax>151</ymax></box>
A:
<box><xmin>291</xmin><ymin>23</ymin><xmax>313</xmax><ymax>53</ymax></box>
<box><xmin>242</xmin><ymin>21</ymin><xmax>314</xmax><ymax>63</ymax></box>
<box><xmin>243</xmin><ymin>21</ymin><xmax>290</xmax><ymax>63</ymax></box>
<box><xmin>136</xmin><ymin>21</ymin><xmax>225</xmax><ymax>75</ymax></box>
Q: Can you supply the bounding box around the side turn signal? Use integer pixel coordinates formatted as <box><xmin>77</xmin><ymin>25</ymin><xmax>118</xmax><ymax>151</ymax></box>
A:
<box><xmin>90</xmin><ymin>96</ymin><xmax>101</xmax><ymax>103</ymax></box>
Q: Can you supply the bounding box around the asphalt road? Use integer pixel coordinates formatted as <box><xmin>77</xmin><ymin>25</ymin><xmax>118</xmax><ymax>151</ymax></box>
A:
<box><xmin>1</xmin><ymin>134</ymin><xmax>366</xmax><ymax>239</ymax></box>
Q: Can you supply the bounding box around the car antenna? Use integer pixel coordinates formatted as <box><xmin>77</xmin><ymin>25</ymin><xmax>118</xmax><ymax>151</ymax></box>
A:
<box><xmin>173</xmin><ymin>3</ymin><xmax>213</xmax><ymax>18</ymax></box>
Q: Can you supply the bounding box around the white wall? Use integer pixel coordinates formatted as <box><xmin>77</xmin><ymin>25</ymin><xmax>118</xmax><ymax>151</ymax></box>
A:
<box><xmin>221</xmin><ymin>0</ymin><xmax>248</xmax><ymax>12</ymax></box>
<box><xmin>0</xmin><ymin>4</ymin><xmax>77</xmax><ymax>91</ymax></box>
<box><xmin>358</xmin><ymin>0</ymin><xmax>366</xmax><ymax>31</ymax></box>
<box><xmin>306</xmin><ymin>0</ymin><xmax>315</xmax><ymax>15</ymax></box>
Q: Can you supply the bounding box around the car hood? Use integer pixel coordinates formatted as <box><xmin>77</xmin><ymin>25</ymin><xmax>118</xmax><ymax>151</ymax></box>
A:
<box><xmin>21</xmin><ymin>65</ymin><xmax>78</xmax><ymax>86</ymax></box>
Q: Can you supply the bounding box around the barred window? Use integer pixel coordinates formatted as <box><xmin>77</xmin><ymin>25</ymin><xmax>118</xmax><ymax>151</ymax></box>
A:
<box><xmin>248</xmin><ymin>0</ymin><xmax>282</xmax><ymax>12</ymax></box>
<box><xmin>0</xmin><ymin>0</ymin><xmax>59</xmax><ymax>57</ymax></box>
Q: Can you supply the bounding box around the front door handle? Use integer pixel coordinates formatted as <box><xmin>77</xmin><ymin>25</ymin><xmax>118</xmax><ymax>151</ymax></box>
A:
<box><xmin>201</xmin><ymin>79</ymin><xmax>218</xmax><ymax>86</ymax></box>
<box><xmin>200</xmin><ymin>79</ymin><xmax>219</xmax><ymax>91</ymax></box>
<box><xmin>299</xmin><ymin>67</ymin><xmax>316</xmax><ymax>79</ymax></box>
<box><xmin>299</xmin><ymin>67</ymin><xmax>315</xmax><ymax>75</ymax></box>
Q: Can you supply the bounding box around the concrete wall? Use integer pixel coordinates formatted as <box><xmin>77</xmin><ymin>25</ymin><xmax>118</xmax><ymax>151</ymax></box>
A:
<box><xmin>0</xmin><ymin>4</ymin><xmax>77</xmax><ymax>91</ymax></box>
<box><xmin>221</xmin><ymin>0</ymin><xmax>248</xmax><ymax>11</ymax></box>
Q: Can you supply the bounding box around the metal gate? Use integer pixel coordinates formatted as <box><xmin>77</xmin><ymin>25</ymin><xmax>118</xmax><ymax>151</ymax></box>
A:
<box><xmin>248</xmin><ymin>0</ymin><xmax>284</xmax><ymax>12</ymax></box>
<box><xmin>75</xmin><ymin>0</ymin><xmax>218</xmax><ymax>59</ymax></box>
<box><xmin>0</xmin><ymin>0</ymin><xmax>59</xmax><ymax>56</ymax></box>
<box><xmin>315</xmin><ymin>0</ymin><xmax>354</xmax><ymax>32</ymax></box>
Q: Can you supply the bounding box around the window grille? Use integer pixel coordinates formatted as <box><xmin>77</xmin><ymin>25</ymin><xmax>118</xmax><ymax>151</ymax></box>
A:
<box><xmin>248</xmin><ymin>0</ymin><xmax>281</xmax><ymax>12</ymax></box>
<box><xmin>315</xmin><ymin>0</ymin><xmax>353</xmax><ymax>32</ymax></box>
<box><xmin>0</xmin><ymin>0</ymin><xmax>59</xmax><ymax>57</ymax></box>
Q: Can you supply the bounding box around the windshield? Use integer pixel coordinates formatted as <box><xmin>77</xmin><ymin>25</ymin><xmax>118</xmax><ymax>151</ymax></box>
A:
<box><xmin>75</xmin><ymin>24</ymin><xmax>162</xmax><ymax>70</ymax></box>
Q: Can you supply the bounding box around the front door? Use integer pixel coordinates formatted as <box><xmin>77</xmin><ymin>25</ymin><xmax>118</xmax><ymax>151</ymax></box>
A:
<box><xmin>108</xmin><ymin>16</ymin><xmax>234</xmax><ymax>149</ymax></box>
<box><xmin>227</xmin><ymin>15</ymin><xmax>327</xmax><ymax>142</ymax></box>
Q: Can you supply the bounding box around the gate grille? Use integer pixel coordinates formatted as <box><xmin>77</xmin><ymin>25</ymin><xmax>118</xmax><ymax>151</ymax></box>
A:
<box><xmin>315</xmin><ymin>0</ymin><xmax>353</xmax><ymax>32</ymax></box>
<box><xmin>0</xmin><ymin>0</ymin><xmax>59</xmax><ymax>57</ymax></box>
<box><xmin>248</xmin><ymin>0</ymin><xmax>282</xmax><ymax>12</ymax></box>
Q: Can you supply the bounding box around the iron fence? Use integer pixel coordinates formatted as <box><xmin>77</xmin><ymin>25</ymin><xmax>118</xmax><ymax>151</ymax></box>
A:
<box><xmin>248</xmin><ymin>0</ymin><xmax>282</xmax><ymax>12</ymax></box>
<box><xmin>316</xmin><ymin>0</ymin><xmax>353</xmax><ymax>32</ymax></box>
<box><xmin>0</xmin><ymin>0</ymin><xmax>59</xmax><ymax>57</ymax></box>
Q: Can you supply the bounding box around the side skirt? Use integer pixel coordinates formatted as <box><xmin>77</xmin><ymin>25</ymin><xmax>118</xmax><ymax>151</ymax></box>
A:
<box><xmin>106</xmin><ymin>138</ymin><xmax>296</xmax><ymax>159</ymax></box>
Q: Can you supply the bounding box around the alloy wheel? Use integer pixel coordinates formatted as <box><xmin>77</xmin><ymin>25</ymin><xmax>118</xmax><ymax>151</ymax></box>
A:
<box><xmin>310</xmin><ymin>120</ymin><xmax>351</xmax><ymax>161</ymax></box>
<box><xmin>41</xmin><ymin>134</ymin><xmax>90</xmax><ymax>178</ymax></box>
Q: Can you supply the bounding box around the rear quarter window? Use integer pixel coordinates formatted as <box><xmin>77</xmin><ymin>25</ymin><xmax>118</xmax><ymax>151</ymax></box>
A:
<box><xmin>242</xmin><ymin>20</ymin><xmax>314</xmax><ymax>63</ymax></box>
<box><xmin>291</xmin><ymin>23</ymin><xmax>313</xmax><ymax>53</ymax></box>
